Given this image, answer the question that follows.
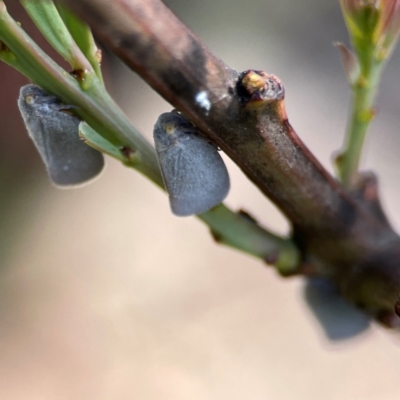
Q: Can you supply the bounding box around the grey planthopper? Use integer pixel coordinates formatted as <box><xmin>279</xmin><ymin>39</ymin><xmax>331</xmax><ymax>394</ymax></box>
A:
<box><xmin>18</xmin><ymin>84</ymin><xmax>104</xmax><ymax>187</ymax></box>
<box><xmin>153</xmin><ymin>110</ymin><xmax>230</xmax><ymax>216</ymax></box>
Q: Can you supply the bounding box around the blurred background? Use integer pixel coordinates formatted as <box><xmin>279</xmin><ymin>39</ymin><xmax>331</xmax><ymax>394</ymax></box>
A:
<box><xmin>1</xmin><ymin>0</ymin><xmax>400</xmax><ymax>399</ymax></box>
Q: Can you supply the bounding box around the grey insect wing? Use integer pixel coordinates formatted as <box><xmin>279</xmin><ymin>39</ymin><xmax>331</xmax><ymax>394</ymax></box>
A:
<box><xmin>18</xmin><ymin>84</ymin><xmax>104</xmax><ymax>187</ymax></box>
<box><xmin>154</xmin><ymin>111</ymin><xmax>230</xmax><ymax>216</ymax></box>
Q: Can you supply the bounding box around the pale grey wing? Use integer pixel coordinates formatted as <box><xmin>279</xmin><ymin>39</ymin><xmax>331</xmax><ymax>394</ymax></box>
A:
<box><xmin>157</xmin><ymin>138</ymin><xmax>230</xmax><ymax>216</ymax></box>
<box><xmin>25</xmin><ymin>111</ymin><xmax>104</xmax><ymax>187</ymax></box>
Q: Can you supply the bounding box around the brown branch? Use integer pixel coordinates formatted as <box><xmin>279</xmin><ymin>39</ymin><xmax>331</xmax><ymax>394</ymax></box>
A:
<box><xmin>59</xmin><ymin>0</ymin><xmax>400</xmax><ymax>326</ymax></box>
<box><xmin>58</xmin><ymin>0</ymin><xmax>344</xmax><ymax>229</ymax></box>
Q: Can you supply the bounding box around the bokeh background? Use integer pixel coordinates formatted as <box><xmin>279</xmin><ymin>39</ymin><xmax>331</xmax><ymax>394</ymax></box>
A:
<box><xmin>1</xmin><ymin>0</ymin><xmax>400</xmax><ymax>399</ymax></box>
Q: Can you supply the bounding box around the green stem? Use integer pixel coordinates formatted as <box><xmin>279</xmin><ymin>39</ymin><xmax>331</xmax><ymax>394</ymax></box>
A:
<box><xmin>19</xmin><ymin>0</ymin><xmax>94</xmax><ymax>75</ymax></box>
<box><xmin>55</xmin><ymin>3</ymin><xmax>103</xmax><ymax>82</ymax></box>
<box><xmin>0</xmin><ymin>0</ymin><xmax>301</xmax><ymax>271</ymax></box>
<box><xmin>0</xmin><ymin>1</ymin><xmax>161</xmax><ymax>185</ymax></box>
<box><xmin>337</xmin><ymin>62</ymin><xmax>383</xmax><ymax>188</ymax></box>
<box><xmin>199</xmin><ymin>206</ymin><xmax>300</xmax><ymax>275</ymax></box>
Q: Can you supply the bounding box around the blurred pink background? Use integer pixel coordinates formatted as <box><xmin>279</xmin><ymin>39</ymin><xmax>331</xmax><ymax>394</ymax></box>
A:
<box><xmin>1</xmin><ymin>1</ymin><xmax>400</xmax><ymax>399</ymax></box>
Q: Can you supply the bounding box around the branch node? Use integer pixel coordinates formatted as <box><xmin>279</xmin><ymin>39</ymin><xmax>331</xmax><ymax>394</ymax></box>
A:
<box><xmin>237</xmin><ymin>70</ymin><xmax>285</xmax><ymax>110</ymax></box>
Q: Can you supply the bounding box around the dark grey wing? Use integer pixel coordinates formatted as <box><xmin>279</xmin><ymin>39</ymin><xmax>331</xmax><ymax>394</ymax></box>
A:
<box><xmin>157</xmin><ymin>137</ymin><xmax>230</xmax><ymax>216</ymax></box>
<box><xmin>304</xmin><ymin>278</ymin><xmax>370</xmax><ymax>340</ymax></box>
<box><xmin>25</xmin><ymin>110</ymin><xmax>104</xmax><ymax>187</ymax></box>
<box><xmin>156</xmin><ymin>145</ymin><xmax>188</xmax><ymax>212</ymax></box>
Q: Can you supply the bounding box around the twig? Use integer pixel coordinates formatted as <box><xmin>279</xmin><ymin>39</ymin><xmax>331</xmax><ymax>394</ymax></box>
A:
<box><xmin>58</xmin><ymin>0</ymin><xmax>400</xmax><ymax>324</ymax></box>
